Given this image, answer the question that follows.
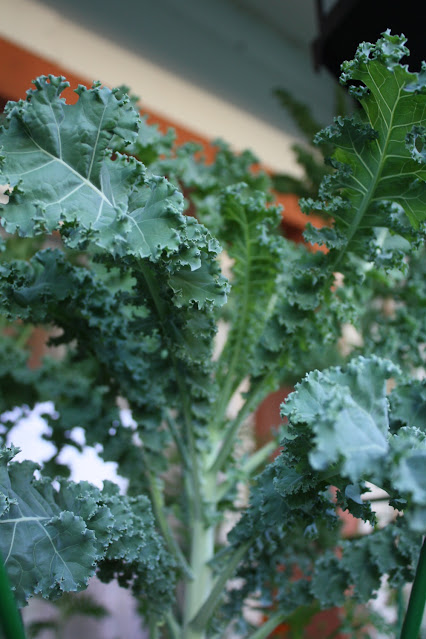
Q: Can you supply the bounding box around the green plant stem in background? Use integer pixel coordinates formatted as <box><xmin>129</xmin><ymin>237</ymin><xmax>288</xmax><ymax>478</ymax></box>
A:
<box><xmin>0</xmin><ymin>552</ymin><xmax>27</xmax><ymax>639</ymax></box>
<box><xmin>146</xmin><ymin>466</ymin><xmax>193</xmax><ymax>580</ymax></box>
<box><xmin>209</xmin><ymin>373</ymin><xmax>276</xmax><ymax>473</ymax></box>
<box><xmin>396</xmin><ymin>587</ymin><xmax>406</xmax><ymax>637</ymax></box>
<box><xmin>165</xmin><ymin>611</ymin><xmax>182</xmax><ymax>639</ymax></box>
<box><xmin>189</xmin><ymin>541</ymin><xmax>252</xmax><ymax>634</ymax></box>
<box><xmin>245</xmin><ymin>610</ymin><xmax>289</xmax><ymax>639</ymax></box>
<box><xmin>15</xmin><ymin>324</ymin><xmax>33</xmax><ymax>349</ymax></box>
<box><xmin>149</xmin><ymin>616</ymin><xmax>160</xmax><ymax>639</ymax></box>
<box><xmin>245</xmin><ymin>603</ymin><xmax>320</xmax><ymax>639</ymax></box>
<box><xmin>183</xmin><ymin>517</ymin><xmax>215</xmax><ymax>639</ymax></box>
<box><xmin>400</xmin><ymin>537</ymin><xmax>426</xmax><ymax>639</ymax></box>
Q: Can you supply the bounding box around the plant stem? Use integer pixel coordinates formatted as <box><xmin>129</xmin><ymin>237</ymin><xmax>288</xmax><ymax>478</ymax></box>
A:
<box><xmin>245</xmin><ymin>610</ymin><xmax>289</xmax><ymax>639</ymax></box>
<box><xmin>241</xmin><ymin>440</ymin><xmax>279</xmax><ymax>475</ymax></box>
<box><xmin>400</xmin><ymin>536</ymin><xmax>426</xmax><ymax>639</ymax></box>
<box><xmin>183</xmin><ymin>516</ymin><xmax>215</xmax><ymax>639</ymax></box>
<box><xmin>16</xmin><ymin>324</ymin><xmax>33</xmax><ymax>349</ymax></box>
<box><xmin>209</xmin><ymin>373</ymin><xmax>275</xmax><ymax>473</ymax></box>
<box><xmin>214</xmin><ymin>210</ymin><xmax>253</xmax><ymax>423</ymax></box>
<box><xmin>149</xmin><ymin>615</ymin><xmax>159</xmax><ymax>639</ymax></box>
<box><xmin>189</xmin><ymin>540</ymin><xmax>251</xmax><ymax>633</ymax></box>
<box><xmin>0</xmin><ymin>551</ymin><xmax>27</xmax><ymax>639</ymax></box>
<box><xmin>173</xmin><ymin>366</ymin><xmax>203</xmax><ymax>519</ymax></box>
<box><xmin>396</xmin><ymin>587</ymin><xmax>405</xmax><ymax>637</ymax></box>
<box><xmin>215</xmin><ymin>440</ymin><xmax>278</xmax><ymax>502</ymax></box>
<box><xmin>247</xmin><ymin>603</ymin><xmax>321</xmax><ymax>639</ymax></box>
<box><xmin>166</xmin><ymin>412</ymin><xmax>191</xmax><ymax>469</ymax></box>
<box><xmin>165</xmin><ymin>611</ymin><xmax>181</xmax><ymax>639</ymax></box>
<box><xmin>146</xmin><ymin>467</ymin><xmax>193</xmax><ymax>579</ymax></box>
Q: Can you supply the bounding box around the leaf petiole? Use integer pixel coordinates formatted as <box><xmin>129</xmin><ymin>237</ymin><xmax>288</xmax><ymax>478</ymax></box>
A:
<box><xmin>400</xmin><ymin>537</ymin><xmax>426</xmax><ymax>639</ymax></box>
<box><xmin>189</xmin><ymin>540</ymin><xmax>252</xmax><ymax>632</ymax></box>
<box><xmin>0</xmin><ymin>551</ymin><xmax>27</xmax><ymax>639</ymax></box>
<box><xmin>146</xmin><ymin>466</ymin><xmax>194</xmax><ymax>580</ymax></box>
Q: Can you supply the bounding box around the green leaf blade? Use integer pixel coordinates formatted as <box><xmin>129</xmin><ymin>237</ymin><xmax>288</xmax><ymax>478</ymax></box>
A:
<box><xmin>0</xmin><ymin>455</ymin><xmax>99</xmax><ymax>605</ymax></box>
<box><xmin>0</xmin><ymin>449</ymin><xmax>177</xmax><ymax>610</ymax></box>
<box><xmin>305</xmin><ymin>31</ymin><xmax>426</xmax><ymax>271</ymax></box>
<box><xmin>282</xmin><ymin>356</ymin><xmax>397</xmax><ymax>481</ymax></box>
<box><xmin>0</xmin><ymin>76</ymin><xmax>194</xmax><ymax>263</ymax></box>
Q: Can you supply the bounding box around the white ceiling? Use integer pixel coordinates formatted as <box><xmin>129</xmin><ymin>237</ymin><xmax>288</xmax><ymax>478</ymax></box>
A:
<box><xmin>29</xmin><ymin>0</ymin><xmax>338</xmax><ymax>129</ymax></box>
<box><xmin>229</xmin><ymin>0</ymin><xmax>319</xmax><ymax>51</ymax></box>
<box><xmin>2</xmin><ymin>0</ymin><xmax>340</xmax><ymax>172</ymax></box>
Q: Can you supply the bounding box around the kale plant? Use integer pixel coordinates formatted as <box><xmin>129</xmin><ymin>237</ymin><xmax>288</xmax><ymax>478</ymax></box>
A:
<box><xmin>0</xmin><ymin>31</ymin><xmax>425</xmax><ymax>639</ymax></box>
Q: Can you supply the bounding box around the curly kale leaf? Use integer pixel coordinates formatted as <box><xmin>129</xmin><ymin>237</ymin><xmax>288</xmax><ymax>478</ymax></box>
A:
<box><xmin>0</xmin><ymin>75</ymin><xmax>220</xmax><ymax>273</ymax></box>
<box><xmin>0</xmin><ymin>448</ymin><xmax>176</xmax><ymax>608</ymax></box>
<box><xmin>250</xmin><ymin>239</ymin><xmax>342</xmax><ymax>385</ymax></box>
<box><xmin>353</xmin><ymin>245</ymin><xmax>426</xmax><ymax>372</ymax></box>
<box><xmin>0</xmin><ymin>74</ymin><xmax>229</xmax><ymax>478</ymax></box>
<box><xmin>226</xmin><ymin>357</ymin><xmax>425</xmax><ymax>620</ymax></box>
<box><xmin>302</xmin><ymin>31</ymin><xmax>426</xmax><ymax>273</ymax></box>
<box><xmin>0</xmin><ymin>76</ymin><xmax>227</xmax><ymax>318</ymax></box>
<box><xmin>211</xmin><ymin>187</ymin><xmax>341</xmax><ymax>436</ymax></box>
<box><xmin>389</xmin><ymin>379</ymin><xmax>426</xmax><ymax>432</ymax></box>
<box><xmin>152</xmin><ymin>140</ymin><xmax>271</xmax><ymax>235</ymax></box>
<box><xmin>280</xmin><ymin>357</ymin><xmax>426</xmax><ymax>534</ymax></box>
<box><xmin>214</xmin><ymin>186</ymin><xmax>285</xmax><ymax>394</ymax></box>
<box><xmin>281</xmin><ymin>356</ymin><xmax>397</xmax><ymax>481</ymax></box>
<box><xmin>311</xmin><ymin>520</ymin><xmax>421</xmax><ymax>607</ymax></box>
<box><xmin>0</xmin><ymin>451</ymin><xmax>99</xmax><ymax>606</ymax></box>
<box><xmin>389</xmin><ymin>426</ymin><xmax>426</xmax><ymax>532</ymax></box>
<box><xmin>0</xmin><ymin>248</ymin><xmax>221</xmax><ymax>472</ymax></box>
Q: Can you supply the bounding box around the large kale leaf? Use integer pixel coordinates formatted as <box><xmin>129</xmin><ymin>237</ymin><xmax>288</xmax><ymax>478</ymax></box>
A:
<box><xmin>0</xmin><ymin>75</ymin><xmax>228</xmax><ymax>306</ymax></box>
<box><xmin>0</xmin><ymin>74</ymin><xmax>229</xmax><ymax>469</ymax></box>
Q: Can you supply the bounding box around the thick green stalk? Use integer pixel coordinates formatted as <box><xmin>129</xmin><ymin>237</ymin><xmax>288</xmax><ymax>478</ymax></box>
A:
<box><xmin>182</xmin><ymin>451</ymin><xmax>219</xmax><ymax>639</ymax></box>
<box><xmin>0</xmin><ymin>551</ymin><xmax>26</xmax><ymax>639</ymax></box>
<box><xmin>183</xmin><ymin>516</ymin><xmax>216</xmax><ymax>639</ymax></box>
<box><xmin>400</xmin><ymin>537</ymin><xmax>426</xmax><ymax>639</ymax></box>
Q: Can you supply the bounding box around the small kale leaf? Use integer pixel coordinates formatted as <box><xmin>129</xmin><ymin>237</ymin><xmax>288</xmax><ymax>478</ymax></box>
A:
<box><xmin>0</xmin><ymin>447</ymin><xmax>176</xmax><ymax>608</ymax></box>
<box><xmin>281</xmin><ymin>356</ymin><xmax>398</xmax><ymax>482</ymax></box>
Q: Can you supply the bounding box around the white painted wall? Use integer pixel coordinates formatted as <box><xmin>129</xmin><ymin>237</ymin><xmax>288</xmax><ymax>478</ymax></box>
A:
<box><xmin>0</xmin><ymin>0</ymin><xmax>338</xmax><ymax>173</ymax></box>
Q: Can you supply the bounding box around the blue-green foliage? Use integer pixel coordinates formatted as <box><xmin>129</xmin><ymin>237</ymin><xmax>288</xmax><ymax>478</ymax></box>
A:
<box><xmin>0</xmin><ymin>30</ymin><xmax>425</xmax><ymax>639</ymax></box>
<box><xmin>0</xmin><ymin>446</ymin><xmax>176</xmax><ymax>609</ymax></box>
